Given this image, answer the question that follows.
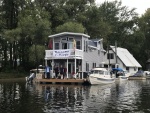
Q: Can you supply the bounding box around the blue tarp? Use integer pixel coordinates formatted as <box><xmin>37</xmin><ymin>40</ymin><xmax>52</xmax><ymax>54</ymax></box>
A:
<box><xmin>112</xmin><ymin>68</ymin><xmax>123</xmax><ymax>71</ymax></box>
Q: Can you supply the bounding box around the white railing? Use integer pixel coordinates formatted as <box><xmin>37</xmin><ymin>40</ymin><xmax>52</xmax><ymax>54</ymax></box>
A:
<box><xmin>45</xmin><ymin>49</ymin><xmax>83</xmax><ymax>59</ymax></box>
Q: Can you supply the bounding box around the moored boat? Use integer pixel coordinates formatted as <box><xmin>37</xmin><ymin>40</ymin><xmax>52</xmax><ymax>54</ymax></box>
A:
<box><xmin>88</xmin><ymin>67</ymin><xmax>115</xmax><ymax>85</ymax></box>
<box><xmin>112</xmin><ymin>68</ymin><xmax>128</xmax><ymax>81</ymax></box>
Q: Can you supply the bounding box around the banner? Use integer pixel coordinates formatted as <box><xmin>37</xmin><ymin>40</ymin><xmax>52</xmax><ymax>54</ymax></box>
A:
<box><xmin>53</xmin><ymin>50</ymin><xmax>71</xmax><ymax>57</ymax></box>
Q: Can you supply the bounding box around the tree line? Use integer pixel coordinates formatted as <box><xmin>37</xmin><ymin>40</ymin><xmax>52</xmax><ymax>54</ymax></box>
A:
<box><xmin>0</xmin><ymin>0</ymin><xmax>150</xmax><ymax>72</ymax></box>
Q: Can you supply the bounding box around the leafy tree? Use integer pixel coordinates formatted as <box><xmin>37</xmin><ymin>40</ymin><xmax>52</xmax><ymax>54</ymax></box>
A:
<box><xmin>137</xmin><ymin>9</ymin><xmax>150</xmax><ymax>69</ymax></box>
<box><xmin>55</xmin><ymin>21</ymin><xmax>85</xmax><ymax>33</ymax></box>
<box><xmin>29</xmin><ymin>45</ymin><xmax>45</xmax><ymax>68</ymax></box>
<box><xmin>85</xmin><ymin>1</ymin><xmax>138</xmax><ymax>49</ymax></box>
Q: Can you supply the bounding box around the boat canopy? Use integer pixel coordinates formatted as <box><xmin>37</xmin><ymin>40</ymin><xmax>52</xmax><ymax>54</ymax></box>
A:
<box><xmin>112</xmin><ymin>68</ymin><xmax>123</xmax><ymax>71</ymax></box>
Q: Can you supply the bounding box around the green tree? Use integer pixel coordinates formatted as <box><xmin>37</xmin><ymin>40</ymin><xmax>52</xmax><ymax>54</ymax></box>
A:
<box><xmin>137</xmin><ymin>9</ymin><xmax>150</xmax><ymax>68</ymax></box>
<box><xmin>55</xmin><ymin>21</ymin><xmax>85</xmax><ymax>33</ymax></box>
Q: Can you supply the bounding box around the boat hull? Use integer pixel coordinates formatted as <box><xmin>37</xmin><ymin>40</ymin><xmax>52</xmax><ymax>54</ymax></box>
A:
<box><xmin>89</xmin><ymin>76</ymin><xmax>115</xmax><ymax>85</ymax></box>
<box><xmin>118</xmin><ymin>76</ymin><xmax>128</xmax><ymax>80</ymax></box>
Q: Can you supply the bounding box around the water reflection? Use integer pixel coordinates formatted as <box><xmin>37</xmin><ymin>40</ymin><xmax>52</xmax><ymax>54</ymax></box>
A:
<box><xmin>0</xmin><ymin>80</ymin><xmax>150</xmax><ymax>113</ymax></box>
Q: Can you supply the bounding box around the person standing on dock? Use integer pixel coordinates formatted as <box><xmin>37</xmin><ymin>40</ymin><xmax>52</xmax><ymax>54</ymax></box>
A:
<box><xmin>64</xmin><ymin>66</ymin><xmax>67</xmax><ymax>79</ymax></box>
<box><xmin>60</xmin><ymin>65</ymin><xmax>64</xmax><ymax>79</ymax></box>
<box><xmin>45</xmin><ymin>65</ymin><xmax>51</xmax><ymax>79</ymax></box>
<box><xmin>54</xmin><ymin>65</ymin><xmax>59</xmax><ymax>78</ymax></box>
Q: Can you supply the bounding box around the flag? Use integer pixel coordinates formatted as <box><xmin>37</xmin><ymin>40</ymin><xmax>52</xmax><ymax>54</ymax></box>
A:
<box><xmin>48</xmin><ymin>39</ymin><xmax>53</xmax><ymax>49</ymax></box>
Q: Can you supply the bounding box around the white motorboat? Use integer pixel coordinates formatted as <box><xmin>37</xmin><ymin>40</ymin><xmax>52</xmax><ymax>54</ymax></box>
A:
<box><xmin>88</xmin><ymin>67</ymin><xmax>115</xmax><ymax>85</ymax></box>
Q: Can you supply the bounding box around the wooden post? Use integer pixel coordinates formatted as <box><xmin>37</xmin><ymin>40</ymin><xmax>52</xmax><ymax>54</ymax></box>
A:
<box><xmin>75</xmin><ymin>58</ymin><xmax>76</xmax><ymax>78</ymax></box>
<box><xmin>67</xmin><ymin>59</ymin><xmax>68</xmax><ymax>78</ymax></box>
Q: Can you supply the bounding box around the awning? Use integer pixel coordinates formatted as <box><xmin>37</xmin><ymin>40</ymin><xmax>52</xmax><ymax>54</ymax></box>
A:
<box><xmin>112</xmin><ymin>68</ymin><xmax>123</xmax><ymax>71</ymax></box>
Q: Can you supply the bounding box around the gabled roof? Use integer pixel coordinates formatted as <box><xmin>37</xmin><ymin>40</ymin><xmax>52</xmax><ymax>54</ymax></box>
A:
<box><xmin>48</xmin><ymin>32</ymin><xmax>90</xmax><ymax>38</ymax></box>
<box><xmin>110</xmin><ymin>46</ymin><xmax>142</xmax><ymax>68</ymax></box>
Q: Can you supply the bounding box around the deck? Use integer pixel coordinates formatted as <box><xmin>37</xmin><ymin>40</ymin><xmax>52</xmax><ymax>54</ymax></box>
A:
<box><xmin>34</xmin><ymin>78</ymin><xmax>89</xmax><ymax>85</ymax></box>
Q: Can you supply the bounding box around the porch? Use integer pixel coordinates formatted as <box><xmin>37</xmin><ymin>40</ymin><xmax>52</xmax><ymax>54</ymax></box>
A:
<box><xmin>45</xmin><ymin>49</ymin><xmax>83</xmax><ymax>59</ymax></box>
<box><xmin>45</xmin><ymin>49</ymin><xmax>85</xmax><ymax>79</ymax></box>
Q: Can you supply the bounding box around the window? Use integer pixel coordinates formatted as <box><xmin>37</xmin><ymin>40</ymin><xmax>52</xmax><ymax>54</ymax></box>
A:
<box><xmin>134</xmin><ymin>67</ymin><xmax>137</xmax><ymax>71</ymax></box>
<box><xmin>126</xmin><ymin>67</ymin><xmax>129</xmax><ymax>71</ymax></box>
<box><xmin>94</xmin><ymin>42</ymin><xmax>97</xmax><ymax>47</ymax></box>
<box><xmin>69</xmin><ymin>37</ymin><xmax>73</xmax><ymax>41</ymax></box>
<box><xmin>112</xmin><ymin>65</ymin><xmax>115</xmax><ymax>68</ymax></box>
<box><xmin>99</xmin><ymin>70</ymin><xmax>104</xmax><ymax>74</ymax></box>
<box><xmin>55</xmin><ymin>43</ymin><xmax>59</xmax><ymax>49</ymax></box>
<box><xmin>61</xmin><ymin>38</ymin><xmax>67</xmax><ymax>41</ymax></box>
<box><xmin>62</xmin><ymin>43</ymin><xmax>67</xmax><ymax>49</ymax></box>
<box><xmin>76</xmin><ymin>41</ymin><xmax>81</xmax><ymax>49</ymax></box>
<box><xmin>93</xmin><ymin>63</ymin><xmax>96</xmax><ymax>68</ymax></box>
<box><xmin>86</xmin><ymin>63</ymin><xmax>89</xmax><ymax>71</ymax></box>
<box><xmin>68</xmin><ymin>42</ymin><xmax>73</xmax><ymax>49</ymax></box>
<box><xmin>84</xmin><ymin>40</ymin><xmax>86</xmax><ymax>51</ymax></box>
<box><xmin>107</xmin><ymin>53</ymin><xmax>114</xmax><ymax>59</ymax></box>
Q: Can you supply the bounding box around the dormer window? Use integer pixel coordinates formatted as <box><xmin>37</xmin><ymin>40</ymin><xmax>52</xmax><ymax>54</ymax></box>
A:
<box><xmin>69</xmin><ymin>37</ymin><xmax>74</xmax><ymax>41</ymax></box>
<box><xmin>61</xmin><ymin>38</ymin><xmax>67</xmax><ymax>41</ymax></box>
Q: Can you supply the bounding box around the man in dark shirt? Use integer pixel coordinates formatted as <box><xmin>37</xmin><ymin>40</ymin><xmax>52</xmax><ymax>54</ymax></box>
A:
<box><xmin>54</xmin><ymin>65</ymin><xmax>59</xmax><ymax>78</ymax></box>
<box><xmin>60</xmin><ymin>65</ymin><xmax>64</xmax><ymax>79</ymax></box>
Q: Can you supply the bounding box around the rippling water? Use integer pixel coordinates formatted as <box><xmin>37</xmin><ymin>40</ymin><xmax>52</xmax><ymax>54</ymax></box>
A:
<box><xmin>0</xmin><ymin>79</ymin><xmax>150</xmax><ymax>113</ymax></box>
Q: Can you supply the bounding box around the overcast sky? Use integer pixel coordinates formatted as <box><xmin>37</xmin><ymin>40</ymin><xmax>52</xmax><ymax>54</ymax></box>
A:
<box><xmin>95</xmin><ymin>0</ymin><xmax>150</xmax><ymax>16</ymax></box>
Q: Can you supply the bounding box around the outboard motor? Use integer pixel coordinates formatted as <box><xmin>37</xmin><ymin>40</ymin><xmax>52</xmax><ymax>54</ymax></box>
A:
<box><xmin>27</xmin><ymin>73</ymin><xmax>35</xmax><ymax>84</ymax></box>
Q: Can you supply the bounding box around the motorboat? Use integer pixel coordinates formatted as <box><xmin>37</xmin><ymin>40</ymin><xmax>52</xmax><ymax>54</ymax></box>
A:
<box><xmin>112</xmin><ymin>68</ymin><xmax>128</xmax><ymax>81</ymax></box>
<box><xmin>26</xmin><ymin>65</ymin><xmax>45</xmax><ymax>83</ymax></box>
<box><xmin>88</xmin><ymin>67</ymin><xmax>115</xmax><ymax>85</ymax></box>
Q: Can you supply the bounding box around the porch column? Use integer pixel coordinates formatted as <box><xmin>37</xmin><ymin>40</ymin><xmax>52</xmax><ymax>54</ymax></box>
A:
<box><xmin>52</xmin><ymin>59</ymin><xmax>54</xmax><ymax>71</ymax></box>
<box><xmin>75</xmin><ymin>58</ymin><xmax>76</xmax><ymax>78</ymax></box>
<box><xmin>67</xmin><ymin>59</ymin><xmax>68</xmax><ymax>78</ymax></box>
<box><xmin>82</xmin><ymin>59</ymin><xmax>83</xmax><ymax>79</ymax></box>
<box><xmin>45</xmin><ymin>58</ymin><xmax>47</xmax><ymax>66</ymax></box>
<box><xmin>51</xmin><ymin>59</ymin><xmax>54</xmax><ymax>78</ymax></box>
<box><xmin>45</xmin><ymin>58</ymin><xmax>47</xmax><ymax>78</ymax></box>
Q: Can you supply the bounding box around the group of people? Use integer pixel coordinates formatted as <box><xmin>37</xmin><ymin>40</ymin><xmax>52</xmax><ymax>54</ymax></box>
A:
<box><xmin>45</xmin><ymin>65</ymin><xmax>67</xmax><ymax>79</ymax></box>
<box><xmin>54</xmin><ymin>65</ymin><xmax>67</xmax><ymax>79</ymax></box>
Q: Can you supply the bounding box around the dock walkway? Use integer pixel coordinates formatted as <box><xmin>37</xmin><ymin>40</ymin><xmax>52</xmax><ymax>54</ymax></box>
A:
<box><xmin>34</xmin><ymin>78</ymin><xmax>89</xmax><ymax>85</ymax></box>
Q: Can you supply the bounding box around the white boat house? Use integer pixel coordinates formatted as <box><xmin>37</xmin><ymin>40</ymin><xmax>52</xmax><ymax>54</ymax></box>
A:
<box><xmin>104</xmin><ymin>46</ymin><xmax>142</xmax><ymax>75</ymax></box>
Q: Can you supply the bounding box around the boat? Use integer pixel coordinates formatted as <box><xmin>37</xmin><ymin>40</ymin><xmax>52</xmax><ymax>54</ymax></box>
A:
<box><xmin>128</xmin><ymin>70</ymin><xmax>146</xmax><ymax>80</ymax></box>
<box><xmin>112</xmin><ymin>68</ymin><xmax>128</xmax><ymax>81</ymax></box>
<box><xmin>88</xmin><ymin>67</ymin><xmax>115</xmax><ymax>85</ymax></box>
<box><xmin>26</xmin><ymin>65</ymin><xmax>45</xmax><ymax>83</ymax></box>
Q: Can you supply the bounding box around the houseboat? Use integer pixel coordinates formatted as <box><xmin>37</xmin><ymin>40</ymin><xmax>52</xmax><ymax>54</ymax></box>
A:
<box><xmin>44</xmin><ymin>32</ymin><xmax>106</xmax><ymax>80</ymax></box>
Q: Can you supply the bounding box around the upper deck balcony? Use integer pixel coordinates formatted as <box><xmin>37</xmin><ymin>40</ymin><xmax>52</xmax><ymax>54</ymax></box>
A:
<box><xmin>45</xmin><ymin>49</ymin><xmax>83</xmax><ymax>59</ymax></box>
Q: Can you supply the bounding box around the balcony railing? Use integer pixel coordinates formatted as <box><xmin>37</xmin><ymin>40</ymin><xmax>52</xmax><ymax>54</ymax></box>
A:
<box><xmin>45</xmin><ymin>49</ymin><xmax>83</xmax><ymax>59</ymax></box>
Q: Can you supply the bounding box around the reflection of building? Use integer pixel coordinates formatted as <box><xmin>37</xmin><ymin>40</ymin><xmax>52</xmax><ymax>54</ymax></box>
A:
<box><xmin>45</xmin><ymin>32</ymin><xmax>106</xmax><ymax>78</ymax></box>
<box><xmin>33</xmin><ymin>84</ymin><xmax>86</xmax><ymax>104</ymax></box>
<box><xmin>104</xmin><ymin>46</ymin><xmax>142</xmax><ymax>75</ymax></box>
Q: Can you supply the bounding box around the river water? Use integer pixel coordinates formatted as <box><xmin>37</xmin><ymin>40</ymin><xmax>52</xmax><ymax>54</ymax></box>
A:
<box><xmin>0</xmin><ymin>79</ymin><xmax>150</xmax><ymax>113</ymax></box>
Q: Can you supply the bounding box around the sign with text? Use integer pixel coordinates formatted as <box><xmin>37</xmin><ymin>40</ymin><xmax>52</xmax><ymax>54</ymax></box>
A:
<box><xmin>53</xmin><ymin>50</ymin><xmax>71</xmax><ymax>57</ymax></box>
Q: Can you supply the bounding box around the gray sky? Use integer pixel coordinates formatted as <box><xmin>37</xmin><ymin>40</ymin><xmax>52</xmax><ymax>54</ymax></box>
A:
<box><xmin>95</xmin><ymin>0</ymin><xmax>150</xmax><ymax>16</ymax></box>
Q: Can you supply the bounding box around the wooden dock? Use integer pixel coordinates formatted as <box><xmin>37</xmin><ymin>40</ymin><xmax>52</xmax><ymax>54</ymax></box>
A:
<box><xmin>128</xmin><ymin>76</ymin><xmax>146</xmax><ymax>80</ymax></box>
<box><xmin>34</xmin><ymin>78</ymin><xmax>89</xmax><ymax>85</ymax></box>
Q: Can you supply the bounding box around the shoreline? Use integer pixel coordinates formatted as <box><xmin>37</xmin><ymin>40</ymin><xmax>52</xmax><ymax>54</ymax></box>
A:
<box><xmin>0</xmin><ymin>77</ymin><xmax>26</xmax><ymax>82</ymax></box>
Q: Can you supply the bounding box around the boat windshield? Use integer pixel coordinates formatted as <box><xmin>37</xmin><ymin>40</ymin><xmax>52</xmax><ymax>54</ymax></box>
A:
<box><xmin>91</xmin><ymin>70</ymin><xmax>104</xmax><ymax>74</ymax></box>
